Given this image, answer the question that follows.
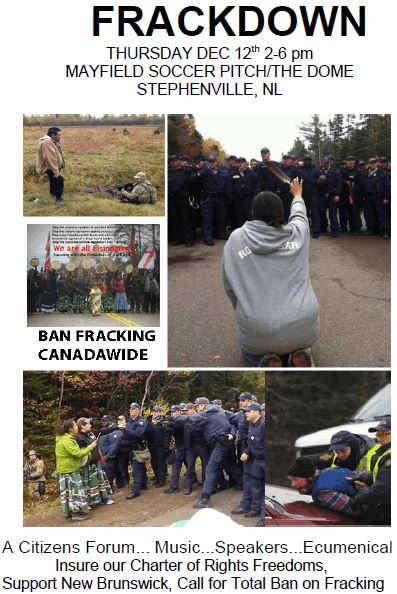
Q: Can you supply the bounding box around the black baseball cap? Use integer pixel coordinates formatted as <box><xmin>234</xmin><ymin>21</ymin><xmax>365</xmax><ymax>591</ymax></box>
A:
<box><xmin>237</xmin><ymin>392</ymin><xmax>253</xmax><ymax>401</ymax></box>
<box><xmin>329</xmin><ymin>430</ymin><xmax>355</xmax><ymax>451</ymax></box>
<box><xmin>243</xmin><ymin>403</ymin><xmax>262</xmax><ymax>412</ymax></box>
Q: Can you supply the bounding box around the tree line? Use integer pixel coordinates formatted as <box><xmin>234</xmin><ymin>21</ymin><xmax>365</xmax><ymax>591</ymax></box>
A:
<box><xmin>24</xmin><ymin>369</ymin><xmax>389</xmax><ymax>485</ymax></box>
<box><xmin>23</xmin><ymin>114</ymin><xmax>164</xmax><ymax>127</ymax></box>
<box><xmin>169</xmin><ymin>114</ymin><xmax>391</xmax><ymax>165</ymax></box>
<box><xmin>168</xmin><ymin>114</ymin><xmax>228</xmax><ymax>161</ymax></box>
<box><xmin>23</xmin><ymin>370</ymin><xmax>264</xmax><ymax>466</ymax></box>
<box><xmin>291</xmin><ymin>114</ymin><xmax>391</xmax><ymax>164</ymax></box>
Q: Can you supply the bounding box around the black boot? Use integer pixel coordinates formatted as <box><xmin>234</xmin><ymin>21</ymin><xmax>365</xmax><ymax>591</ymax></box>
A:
<box><xmin>193</xmin><ymin>497</ymin><xmax>211</xmax><ymax>509</ymax></box>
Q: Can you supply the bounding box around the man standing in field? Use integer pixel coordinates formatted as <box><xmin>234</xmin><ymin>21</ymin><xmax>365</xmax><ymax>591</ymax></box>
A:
<box><xmin>36</xmin><ymin>127</ymin><xmax>65</xmax><ymax>204</ymax></box>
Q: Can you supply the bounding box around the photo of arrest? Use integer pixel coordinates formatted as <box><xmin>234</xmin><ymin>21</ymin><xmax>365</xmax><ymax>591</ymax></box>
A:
<box><xmin>27</xmin><ymin>224</ymin><xmax>160</xmax><ymax>328</ymax></box>
<box><xmin>23</xmin><ymin>370</ymin><xmax>265</xmax><ymax>527</ymax></box>
<box><xmin>23</xmin><ymin>114</ymin><xmax>164</xmax><ymax>216</ymax></box>
<box><xmin>168</xmin><ymin>114</ymin><xmax>390</xmax><ymax>368</ymax></box>
<box><xmin>264</xmin><ymin>371</ymin><xmax>390</xmax><ymax>526</ymax></box>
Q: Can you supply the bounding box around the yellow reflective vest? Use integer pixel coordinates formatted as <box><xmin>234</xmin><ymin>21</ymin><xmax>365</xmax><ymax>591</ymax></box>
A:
<box><xmin>364</xmin><ymin>444</ymin><xmax>391</xmax><ymax>481</ymax></box>
<box><xmin>330</xmin><ymin>443</ymin><xmax>390</xmax><ymax>474</ymax></box>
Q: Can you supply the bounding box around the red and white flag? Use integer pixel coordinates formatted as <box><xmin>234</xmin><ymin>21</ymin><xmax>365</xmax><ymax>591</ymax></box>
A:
<box><xmin>138</xmin><ymin>248</ymin><xmax>155</xmax><ymax>270</ymax></box>
<box><xmin>44</xmin><ymin>231</ymin><xmax>51</xmax><ymax>269</ymax></box>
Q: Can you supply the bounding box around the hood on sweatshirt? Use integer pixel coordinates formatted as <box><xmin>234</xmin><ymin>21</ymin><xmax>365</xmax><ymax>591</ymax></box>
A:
<box><xmin>238</xmin><ymin>219</ymin><xmax>296</xmax><ymax>255</ymax></box>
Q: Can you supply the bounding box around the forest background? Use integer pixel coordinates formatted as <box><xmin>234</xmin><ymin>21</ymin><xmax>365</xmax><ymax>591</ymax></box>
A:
<box><xmin>169</xmin><ymin>114</ymin><xmax>391</xmax><ymax>164</ymax></box>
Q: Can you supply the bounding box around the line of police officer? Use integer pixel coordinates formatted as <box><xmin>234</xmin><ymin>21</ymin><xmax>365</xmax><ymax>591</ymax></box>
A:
<box><xmin>95</xmin><ymin>393</ymin><xmax>266</xmax><ymax>524</ymax></box>
<box><xmin>168</xmin><ymin>149</ymin><xmax>391</xmax><ymax>246</ymax></box>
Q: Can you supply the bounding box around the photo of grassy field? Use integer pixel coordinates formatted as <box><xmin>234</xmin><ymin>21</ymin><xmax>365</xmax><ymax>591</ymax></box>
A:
<box><xmin>23</xmin><ymin>119</ymin><xmax>165</xmax><ymax>216</ymax></box>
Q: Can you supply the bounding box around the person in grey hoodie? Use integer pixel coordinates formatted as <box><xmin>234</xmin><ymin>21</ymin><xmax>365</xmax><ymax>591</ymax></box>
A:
<box><xmin>223</xmin><ymin>178</ymin><xmax>319</xmax><ymax>366</ymax></box>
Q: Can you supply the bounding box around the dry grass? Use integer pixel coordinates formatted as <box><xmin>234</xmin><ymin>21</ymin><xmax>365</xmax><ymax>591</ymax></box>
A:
<box><xmin>23</xmin><ymin>125</ymin><xmax>165</xmax><ymax>216</ymax></box>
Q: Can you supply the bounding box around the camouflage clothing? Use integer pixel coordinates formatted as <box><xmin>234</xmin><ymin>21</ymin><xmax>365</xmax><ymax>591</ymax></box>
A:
<box><xmin>80</xmin><ymin>461</ymin><xmax>112</xmax><ymax>506</ymax></box>
<box><xmin>72</xmin><ymin>294</ymin><xmax>86</xmax><ymax>313</ymax></box>
<box><xmin>23</xmin><ymin>459</ymin><xmax>46</xmax><ymax>499</ymax></box>
<box><xmin>57</xmin><ymin>295</ymin><xmax>72</xmax><ymax>312</ymax></box>
<box><xmin>58</xmin><ymin>471</ymin><xmax>90</xmax><ymax>517</ymax></box>
<box><xmin>72</xmin><ymin>276</ymin><xmax>87</xmax><ymax>312</ymax></box>
<box><xmin>121</xmin><ymin>181</ymin><xmax>157</xmax><ymax>204</ymax></box>
<box><xmin>102</xmin><ymin>294</ymin><xmax>114</xmax><ymax>312</ymax></box>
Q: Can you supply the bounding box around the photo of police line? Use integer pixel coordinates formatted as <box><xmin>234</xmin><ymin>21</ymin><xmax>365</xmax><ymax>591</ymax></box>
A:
<box><xmin>23</xmin><ymin>370</ymin><xmax>390</xmax><ymax>527</ymax></box>
<box><xmin>170</xmin><ymin>150</ymin><xmax>391</xmax><ymax>242</ymax></box>
<box><xmin>168</xmin><ymin>114</ymin><xmax>391</xmax><ymax>246</ymax></box>
<box><xmin>168</xmin><ymin>114</ymin><xmax>390</xmax><ymax>368</ymax></box>
<box><xmin>23</xmin><ymin>371</ymin><xmax>265</xmax><ymax>527</ymax></box>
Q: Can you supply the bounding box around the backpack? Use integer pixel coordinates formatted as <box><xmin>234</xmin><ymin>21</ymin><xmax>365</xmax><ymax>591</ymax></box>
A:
<box><xmin>145</xmin><ymin>183</ymin><xmax>157</xmax><ymax>204</ymax></box>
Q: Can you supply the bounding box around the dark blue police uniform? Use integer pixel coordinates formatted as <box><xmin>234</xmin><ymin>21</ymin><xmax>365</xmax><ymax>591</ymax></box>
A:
<box><xmin>229</xmin><ymin>409</ymin><xmax>252</xmax><ymax>510</ymax></box>
<box><xmin>168</xmin><ymin>165</ymin><xmax>197</xmax><ymax>245</ymax></box>
<box><xmin>168</xmin><ymin>419</ymin><xmax>188</xmax><ymax>491</ymax></box>
<box><xmin>362</xmin><ymin>168</ymin><xmax>389</xmax><ymax>234</ymax></box>
<box><xmin>146</xmin><ymin>418</ymin><xmax>171</xmax><ymax>486</ymax></box>
<box><xmin>188</xmin><ymin>405</ymin><xmax>242</xmax><ymax>499</ymax></box>
<box><xmin>317</xmin><ymin>166</ymin><xmax>343</xmax><ymax>234</ymax></box>
<box><xmin>199</xmin><ymin>166</ymin><xmax>228</xmax><ymax>242</ymax></box>
<box><xmin>298</xmin><ymin>162</ymin><xmax>321</xmax><ymax>234</ymax></box>
<box><xmin>124</xmin><ymin>416</ymin><xmax>148</xmax><ymax>496</ymax></box>
<box><xmin>246</xmin><ymin>415</ymin><xmax>266</xmax><ymax>515</ymax></box>
<box><xmin>228</xmin><ymin>167</ymin><xmax>256</xmax><ymax>228</ymax></box>
<box><xmin>98</xmin><ymin>428</ymin><xmax>123</xmax><ymax>489</ymax></box>
<box><xmin>340</xmin><ymin>166</ymin><xmax>364</xmax><ymax>233</ymax></box>
<box><xmin>184</xmin><ymin>423</ymin><xmax>210</xmax><ymax>491</ymax></box>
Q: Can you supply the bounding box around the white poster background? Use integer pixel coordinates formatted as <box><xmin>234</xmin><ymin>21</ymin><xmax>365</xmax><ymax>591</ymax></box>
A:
<box><xmin>1</xmin><ymin>0</ymin><xmax>395</xmax><ymax>590</ymax></box>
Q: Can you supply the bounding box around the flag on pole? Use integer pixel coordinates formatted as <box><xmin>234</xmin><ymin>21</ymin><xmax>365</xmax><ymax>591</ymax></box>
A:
<box><xmin>138</xmin><ymin>248</ymin><xmax>155</xmax><ymax>270</ymax></box>
<box><xmin>44</xmin><ymin>231</ymin><xmax>51</xmax><ymax>269</ymax></box>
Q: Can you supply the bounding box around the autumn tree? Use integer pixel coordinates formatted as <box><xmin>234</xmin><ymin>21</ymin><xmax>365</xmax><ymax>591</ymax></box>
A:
<box><xmin>168</xmin><ymin>114</ymin><xmax>203</xmax><ymax>157</ymax></box>
<box><xmin>201</xmin><ymin>138</ymin><xmax>226</xmax><ymax>161</ymax></box>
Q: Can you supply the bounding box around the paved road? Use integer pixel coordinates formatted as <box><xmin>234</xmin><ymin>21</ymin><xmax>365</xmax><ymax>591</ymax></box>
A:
<box><xmin>168</xmin><ymin>234</ymin><xmax>390</xmax><ymax>368</ymax></box>
<box><xmin>27</xmin><ymin>311</ymin><xmax>160</xmax><ymax>328</ymax></box>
